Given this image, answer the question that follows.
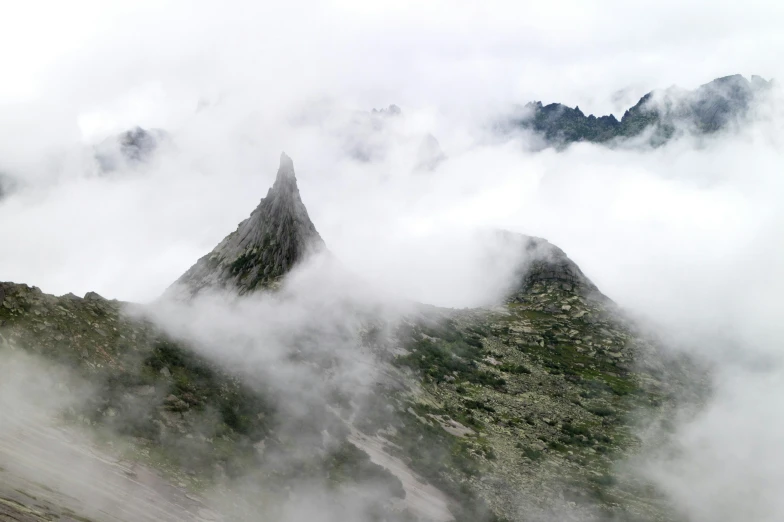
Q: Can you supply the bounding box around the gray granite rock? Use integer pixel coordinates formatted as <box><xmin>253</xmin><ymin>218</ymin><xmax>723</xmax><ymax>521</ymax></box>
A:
<box><xmin>167</xmin><ymin>153</ymin><xmax>325</xmax><ymax>298</ymax></box>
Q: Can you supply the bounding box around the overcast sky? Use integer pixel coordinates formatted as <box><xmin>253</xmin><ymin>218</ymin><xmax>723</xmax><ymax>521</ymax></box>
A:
<box><xmin>3</xmin><ymin>1</ymin><xmax>784</xmax><ymax>126</ymax></box>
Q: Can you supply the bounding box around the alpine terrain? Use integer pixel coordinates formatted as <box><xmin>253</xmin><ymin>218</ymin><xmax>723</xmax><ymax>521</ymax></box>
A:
<box><xmin>0</xmin><ymin>153</ymin><xmax>701</xmax><ymax>522</ymax></box>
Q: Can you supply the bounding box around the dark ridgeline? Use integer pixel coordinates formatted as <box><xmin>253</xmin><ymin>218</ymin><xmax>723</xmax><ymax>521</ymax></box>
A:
<box><xmin>511</xmin><ymin>74</ymin><xmax>773</xmax><ymax>147</ymax></box>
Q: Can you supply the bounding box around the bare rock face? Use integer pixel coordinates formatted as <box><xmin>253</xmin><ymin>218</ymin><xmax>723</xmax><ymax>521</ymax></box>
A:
<box><xmin>489</xmin><ymin>230</ymin><xmax>602</xmax><ymax>302</ymax></box>
<box><xmin>167</xmin><ymin>153</ymin><xmax>325</xmax><ymax>298</ymax></box>
<box><xmin>517</xmin><ymin>236</ymin><xmax>598</xmax><ymax>295</ymax></box>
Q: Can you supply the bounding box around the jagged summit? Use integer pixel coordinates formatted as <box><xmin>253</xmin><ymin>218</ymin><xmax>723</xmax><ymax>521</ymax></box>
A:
<box><xmin>511</xmin><ymin>73</ymin><xmax>774</xmax><ymax>147</ymax></box>
<box><xmin>167</xmin><ymin>153</ymin><xmax>325</xmax><ymax>298</ymax></box>
<box><xmin>271</xmin><ymin>151</ymin><xmax>297</xmax><ymax>190</ymax></box>
<box><xmin>372</xmin><ymin>104</ymin><xmax>402</xmax><ymax>116</ymax></box>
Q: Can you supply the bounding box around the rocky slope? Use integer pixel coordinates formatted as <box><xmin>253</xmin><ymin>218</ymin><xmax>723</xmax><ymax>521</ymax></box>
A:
<box><xmin>0</xmin><ymin>154</ymin><xmax>701</xmax><ymax>521</ymax></box>
<box><xmin>0</xmin><ymin>283</ymin><xmax>409</xmax><ymax>521</ymax></box>
<box><xmin>511</xmin><ymin>74</ymin><xmax>773</xmax><ymax>147</ymax></box>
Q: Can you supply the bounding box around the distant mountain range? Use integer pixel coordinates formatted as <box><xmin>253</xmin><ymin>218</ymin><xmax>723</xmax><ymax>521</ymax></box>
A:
<box><xmin>510</xmin><ymin>74</ymin><xmax>774</xmax><ymax>147</ymax></box>
<box><xmin>0</xmin><ymin>74</ymin><xmax>770</xmax><ymax>204</ymax></box>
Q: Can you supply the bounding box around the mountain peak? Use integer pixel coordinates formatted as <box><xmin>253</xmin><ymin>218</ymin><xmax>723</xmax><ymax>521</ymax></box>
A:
<box><xmin>268</xmin><ymin>151</ymin><xmax>298</xmax><ymax>197</ymax></box>
<box><xmin>487</xmin><ymin>230</ymin><xmax>604</xmax><ymax>305</ymax></box>
<box><xmin>515</xmin><ymin>235</ymin><xmax>600</xmax><ymax>297</ymax></box>
<box><xmin>277</xmin><ymin>151</ymin><xmax>295</xmax><ymax>177</ymax></box>
<box><xmin>167</xmin><ymin>153</ymin><xmax>325</xmax><ymax>298</ymax></box>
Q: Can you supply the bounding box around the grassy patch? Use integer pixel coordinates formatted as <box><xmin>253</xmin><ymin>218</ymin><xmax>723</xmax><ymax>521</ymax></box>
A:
<box><xmin>584</xmin><ymin>404</ymin><xmax>616</xmax><ymax>418</ymax></box>
<box><xmin>396</xmin><ymin>321</ymin><xmax>506</xmax><ymax>389</ymax></box>
<box><xmin>499</xmin><ymin>362</ymin><xmax>531</xmax><ymax>375</ymax></box>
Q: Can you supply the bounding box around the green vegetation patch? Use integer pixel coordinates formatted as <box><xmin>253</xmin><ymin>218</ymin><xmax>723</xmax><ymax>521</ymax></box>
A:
<box><xmin>395</xmin><ymin>321</ymin><xmax>506</xmax><ymax>389</ymax></box>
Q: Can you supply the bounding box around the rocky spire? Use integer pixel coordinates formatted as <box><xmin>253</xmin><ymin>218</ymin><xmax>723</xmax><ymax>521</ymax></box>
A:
<box><xmin>167</xmin><ymin>153</ymin><xmax>325</xmax><ymax>298</ymax></box>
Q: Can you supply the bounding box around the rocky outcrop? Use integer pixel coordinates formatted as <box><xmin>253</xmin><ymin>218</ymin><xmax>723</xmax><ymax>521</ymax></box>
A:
<box><xmin>486</xmin><ymin>230</ymin><xmax>602</xmax><ymax>302</ymax></box>
<box><xmin>514</xmin><ymin>236</ymin><xmax>600</xmax><ymax>296</ymax></box>
<box><xmin>167</xmin><ymin>153</ymin><xmax>325</xmax><ymax>298</ymax></box>
<box><xmin>95</xmin><ymin>126</ymin><xmax>169</xmax><ymax>172</ymax></box>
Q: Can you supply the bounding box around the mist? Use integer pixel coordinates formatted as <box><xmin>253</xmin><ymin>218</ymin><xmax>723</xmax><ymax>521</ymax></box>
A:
<box><xmin>1</xmin><ymin>1</ymin><xmax>784</xmax><ymax>521</ymax></box>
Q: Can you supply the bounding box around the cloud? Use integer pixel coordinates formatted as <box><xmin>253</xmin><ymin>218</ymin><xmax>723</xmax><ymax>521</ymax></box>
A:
<box><xmin>640</xmin><ymin>367</ymin><xmax>784</xmax><ymax>522</ymax></box>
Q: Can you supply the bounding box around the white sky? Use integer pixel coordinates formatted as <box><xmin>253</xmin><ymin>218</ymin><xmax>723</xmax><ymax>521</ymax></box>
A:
<box><xmin>2</xmin><ymin>1</ymin><xmax>784</xmax><ymax>126</ymax></box>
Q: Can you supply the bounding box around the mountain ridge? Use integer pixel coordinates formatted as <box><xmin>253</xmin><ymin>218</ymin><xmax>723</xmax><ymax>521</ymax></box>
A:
<box><xmin>0</xmin><ymin>153</ymin><xmax>699</xmax><ymax>522</ymax></box>
<box><xmin>512</xmin><ymin>73</ymin><xmax>774</xmax><ymax>147</ymax></box>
